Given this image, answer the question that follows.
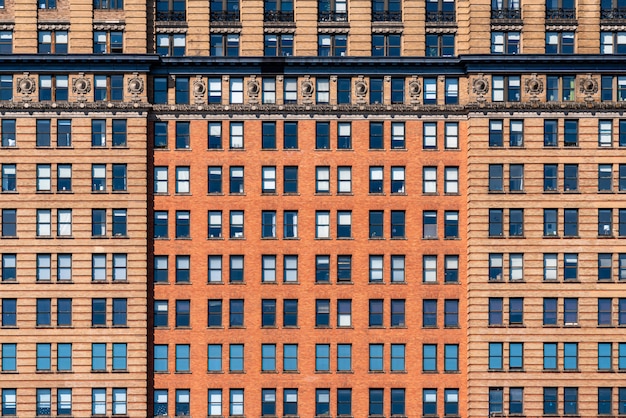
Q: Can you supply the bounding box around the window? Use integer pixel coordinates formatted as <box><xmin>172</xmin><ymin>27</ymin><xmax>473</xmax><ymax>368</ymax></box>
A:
<box><xmin>426</xmin><ymin>33</ymin><xmax>455</xmax><ymax>56</ymax></box>
<box><xmin>92</xmin><ymin>298</ymin><xmax>106</xmax><ymax>326</ymax></box>
<box><xmin>316</xmin><ymin>166</ymin><xmax>330</xmax><ymax>193</ymax></box>
<box><xmin>1</xmin><ymin>254</ymin><xmax>15</xmax><ymax>282</ymax></box>
<box><xmin>423</xmin><ymin>299</ymin><xmax>437</xmax><ymax>327</ymax></box>
<box><xmin>57</xmin><ymin>254</ymin><xmax>71</xmax><ymax>281</ymax></box>
<box><xmin>489</xmin><ymin>119</ymin><xmax>503</xmax><ymax>147</ymax></box>
<box><xmin>509</xmin><ymin>297</ymin><xmax>523</xmax><ymax>325</ymax></box>
<box><xmin>544</xmin><ymin>209</ymin><xmax>558</xmax><ymax>236</ymax></box>
<box><xmin>316</xmin><ymin>299</ymin><xmax>330</xmax><ymax>326</ymax></box>
<box><xmin>281</xmin><ymin>344</ymin><xmax>298</xmax><ymax>373</ymax></box>
<box><xmin>36</xmin><ymin>119</ymin><xmax>51</xmax><ymax>147</ymax></box>
<box><xmin>1</xmin><ymin>344</ymin><xmax>16</xmax><ymax>371</ymax></box>
<box><xmin>175</xmin><ymin>389</ymin><xmax>190</xmax><ymax>416</ymax></box>
<box><xmin>156</xmin><ymin>33</ymin><xmax>186</xmax><ymax>56</ymax></box>
<box><xmin>0</xmin><ymin>76</ymin><xmax>11</xmax><ymax>103</ymax></box>
<box><xmin>208</xmin><ymin>211</ymin><xmax>222</xmax><ymax>239</ymax></box>
<box><xmin>543</xmin><ymin>298</ymin><xmax>557</xmax><ymax>325</ymax></box>
<box><xmin>278</xmin><ymin>255</ymin><xmax>297</xmax><ymax>283</ymax></box>
<box><xmin>337</xmin><ymin>255</ymin><xmax>351</xmax><ymax>282</ymax></box>
<box><xmin>423</xmin><ymin>167</ymin><xmax>437</xmax><ymax>194</ymax></box>
<box><xmin>261</xmin><ymin>299</ymin><xmax>276</xmax><ymax>327</ymax></box>
<box><xmin>57</xmin><ymin>299</ymin><xmax>72</xmax><ymax>327</ymax></box>
<box><xmin>491</xmin><ymin>31</ymin><xmax>520</xmax><ymax>53</ymax></box>
<box><xmin>264</xmin><ymin>33</ymin><xmax>293</xmax><ymax>56</ymax></box>
<box><xmin>389</xmin><ymin>122</ymin><xmax>405</xmax><ymax>149</ymax></box>
<box><xmin>445</xmin><ymin>78</ymin><xmax>459</xmax><ymax>104</ymax></box>
<box><xmin>154</xmin><ymin>345</ymin><xmax>168</xmax><ymax>372</ymax></box>
<box><xmin>1</xmin><ymin>299</ymin><xmax>15</xmax><ymax>326</ymax></box>
<box><xmin>316</xmin><ymin>211</ymin><xmax>330</xmax><ymax>238</ymax></box>
<box><xmin>542</xmin><ymin>256</ymin><xmax>557</xmax><ymax>283</ymax></box>
<box><xmin>109</xmin><ymin>253</ymin><xmax>126</xmax><ymax>281</ymax></box>
<box><xmin>175</xmin><ymin>344</ymin><xmax>190</xmax><ymax>372</ymax></box>
<box><xmin>36</xmin><ymin>165</ymin><xmax>51</xmax><ymax>192</ymax></box>
<box><xmin>229</xmin><ymin>256</ymin><xmax>244</xmax><ymax>283</ymax></box>
<box><xmin>208</xmin><ymin>299</ymin><xmax>222</xmax><ymax>326</ymax></box>
<box><xmin>509</xmin><ymin>209</ymin><xmax>524</xmax><ymax>237</ymax></box>
<box><xmin>391</xmin><ymin>77</ymin><xmax>404</xmax><ymax>104</ymax></box>
<box><xmin>445</xmin><ymin>255</ymin><xmax>459</xmax><ymax>283</ymax></box>
<box><xmin>367</xmin><ymin>344</ymin><xmax>384</xmax><ymax>371</ymax></box>
<box><xmin>315</xmin><ymin>344</ymin><xmax>330</xmax><ymax>372</ymax></box>
<box><xmin>444</xmin><ymin>166</ymin><xmax>458</xmax><ymax>193</ymax></box>
<box><xmin>444</xmin><ymin>299</ymin><xmax>458</xmax><ymax>327</ymax></box>
<box><xmin>489</xmin><ymin>208</ymin><xmax>504</xmax><ymax>237</ymax></box>
<box><xmin>546</xmin><ymin>31</ymin><xmax>575</xmax><ymax>54</ymax></box>
<box><xmin>544</xmin><ymin>387</ymin><xmax>558</xmax><ymax>415</ymax></box>
<box><xmin>229</xmin><ymin>167</ymin><xmax>244</xmax><ymax>194</ymax></box>
<box><xmin>564</xmin><ymin>298</ymin><xmax>578</xmax><ymax>325</ymax></box>
<box><xmin>111</xmin><ymin>209</ymin><xmax>126</xmax><ymax>237</ymax></box>
<box><xmin>229</xmin><ymin>299</ymin><xmax>244</xmax><ymax>327</ymax></box>
<box><xmin>261</xmin><ymin>255</ymin><xmax>276</xmax><ymax>283</ymax></box>
<box><xmin>423</xmin><ymin>255</ymin><xmax>437</xmax><ymax>283</ymax></box>
<box><xmin>283</xmin><ymin>166</ymin><xmax>298</xmax><ymax>194</ymax></box>
<box><xmin>391</xmin><ymin>299</ymin><xmax>405</xmax><ymax>327</ymax></box>
<box><xmin>36</xmin><ymin>299</ymin><xmax>51</xmax><ymax>326</ymax></box>
<box><xmin>337</xmin><ymin>78</ymin><xmax>351</xmax><ymax>104</ymax></box>
<box><xmin>508</xmin><ymin>164</ymin><xmax>524</xmax><ymax>191</ymax></box>
<box><xmin>210</xmin><ymin>34</ymin><xmax>239</xmax><ymax>56</ymax></box>
<box><xmin>36</xmin><ymin>254</ymin><xmax>51</xmax><ymax>282</ymax></box>
<box><xmin>230</xmin><ymin>211</ymin><xmax>244</xmax><ymax>238</ymax></box>
<box><xmin>423</xmin><ymin>344</ymin><xmax>437</xmax><ymax>372</ymax></box>
<box><xmin>153</xmin><ymin>256</ymin><xmax>168</xmax><ymax>283</ymax></box>
<box><xmin>112</xmin><ymin>343</ymin><xmax>127</xmax><ymax>371</ymax></box>
<box><xmin>489</xmin><ymin>342</ymin><xmax>503</xmax><ymax>370</ymax></box>
<box><xmin>154</xmin><ymin>300</ymin><xmax>168</xmax><ymax>327</ymax></box>
<box><xmin>36</xmin><ymin>343</ymin><xmax>51</xmax><ymax>371</ymax></box>
<box><xmin>176</xmin><ymin>300</ymin><xmax>190</xmax><ymax>328</ymax></box>
<box><xmin>337</xmin><ymin>299</ymin><xmax>351</xmax><ymax>326</ymax></box>
<box><xmin>423</xmin><ymin>122</ymin><xmax>437</xmax><ymax>149</ymax></box>
<box><xmin>391</xmin><ymin>255</ymin><xmax>405</xmax><ymax>283</ymax></box>
<box><xmin>599</xmin><ymin>164</ymin><xmax>613</xmax><ymax>191</ymax></box>
<box><xmin>58</xmin><ymin>343</ymin><xmax>73</xmax><ymax>370</ymax></box>
<box><xmin>444</xmin><ymin>344</ymin><xmax>459</xmax><ymax>371</ymax></box>
<box><xmin>316</xmin><ymin>389</ymin><xmax>330</xmax><ymax>416</ymax></box>
<box><xmin>492</xmin><ymin>76</ymin><xmax>521</xmax><ymax>101</ymax></box>
<box><xmin>0</xmin><ymin>30</ymin><xmax>13</xmax><ymax>54</ymax></box>
<box><xmin>337</xmin><ymin>124</ymin><xmax>352</xmax><ymax>150</ymax></box>
<box><xmin>372</xmin><ymin>34</ymin><xmax>401</xmax><ymax>56</ymax></box>
<box><xmin>112</xmin><ymin>298</ymin><xmax>127</xmax><ymax>326</ymax></box>
<box><xmin>261</xmin><ymin>344</ymin><xmax>276</xmax><ymax>372</ymax></box>
<box><xmin>283</xmin><ymin>299</ymin><xmax>298</xmax><ymax>327</ymax></box>
<box><xmin>174</xmin><ymin>78</ymin><xmax>191</xmax><ymax>106</ymax></box>
<box><xmin>444</xmin><ymin>211</ymin><xmax>458</xmax><ymax>238</ymax></box>
<box><xmin>337</xmin><ymin>344</ymin><xmax>351</xmax><ymax>371</ymax></box>
<box><xmin>389</xmin><ymin>343</ymin><xmax>406</xmax><ymax>372</ymax></box>
<box><xmin>318</xmin><ymin>34</ymin><xmax>347</xmax><ymax>56</ymax></box>
<box><xmin>599</xmin><ymin>342</ymin><xmax>613</xmax><ymax>371</ymax></box>
<box><xmin>598</xmin><ymin>387</ymin><xmax>612</xmax><ymax>415</ymax></box>
<box><xmin>489</xmin><ymin>298</ymin><xmax>504</xmax><ymax>326</ymax></box>
<box><xmin>316</xmin><ymin>256</ymin><xmax>330</xmax><ymax>283</ymax></box>
<box><xmin>423</xmin><ymin>389</ymin><xmax>437</xmax><ymax>416</ymax></box>
<box><xmin>371</xmin><ymin>211</ymin><xmax>385</xmax><ymax>238</ymax></box>
<box><xmin>369</xmin><ymin>389</ymin><xmax>384</xmax><ymax>416</ymax></box>
<box><xmin>1</xmin><ymin>389</ymin><xmax>16</xmax><ymax>416</ymax></box>
<box><xmin>262</xmin><ymin>211</ymin><xmax>276</xmax><ymax>238</ymax></box>
<box><xmin>337</xmin><ymin>211</ymin><xmax>351</xmax><ymax>238</ymax></box>
<box><xmin>599</xmin><ymin>209</ymin><xmax>614</xmax><ymax>238</ymax></box>
<box><xmin>0</xmin><ymin>209</ymin><xmax>15</xmax><ymax>238</ymax></box>
<box><xmin>153</xmin><ymin>390</ymin><xmax>168</xmax><ymax>416</ymax></box>
<box><xmin>283</xmin><ymin>389</ymin><xmax>298</xmax><ymax>416</ymax></box>
<box><xmin>1</xmin><ymin>164</ymin><xmax>15</xmax><ymax>193</ymax></box>
<box><xmin>563</xmin><ymin>253</ymin><xmax>578</xmax><ymax>281</ymax></box>
<box><xmin>510</xmin><ymin>343</ymin><xmax>523</xmax><ymax>370</ymax></box>
<box><xmin>547</xmin><ymin>76</ymin><xmax>576</xmax><ymax>102</ymax></box>
<box><xmin>369</xmin><ymin>299</ymin><xmax>383</xmax><ymax>327</ymax></box>
<box><xmin>94</xmin><ymin>30</ymin><xmax>123</xmax><ymax>53</ymax></box>
<box><xmin>0</xmin><ymin>119</ymin><xmax>15</xmax><ymax>147</ymax></box>
<box><xmin>175</xmin><ymin>255</ymin><xmax>190</xmax><ymax>283</ymax></box>
<box><xmin>599</xmin><ymin>253</ymin><xmax>613</xmax><ymax>282</ymax></box>
<box><xmin>391</xmin><ymin>210</ymin><xmax>404</xmax><ymax>239</ymax></box>
<box><xmin>369</xmin><ymin>255</ymin><xmax>383</xmax><ymax>283</ymax></box>
<box><xmin>423</xmin><ymin>211</ymin><xmax>437</xmax><ymax>238</ymax></box>
<box><xmin>564</xmin><ymin>387</ymin><xmax>578</xmax><ymax>415</ymax></box>
<box><xmin>58</xmin><ymin>118</ymin><xmax>73</xmax><ymax>145</ymax></box>
<box><xmin>489</xmin><ymin>387</ymin><xmax>504</xmax><ymax>415</ymax></box>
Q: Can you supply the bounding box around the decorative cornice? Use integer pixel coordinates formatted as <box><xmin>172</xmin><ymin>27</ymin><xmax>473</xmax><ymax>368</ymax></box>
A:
<box><xmin>317</xmin><ymin>27</ymin><xmax>350</xmax><ymax>34</ymax></box>
<box><xmin>156</xmin><ymin>26</ymin><xmax>188</xmax><ymax>34</ymax></box>
<box><xmin>209</xmin><ymin>27</ymin><xmax>242</xmax><ymax>34</ymax></box>
<box><xmin>93</xmin><ymin>22</ymin><xmax>125</xmax><ymax>31</ymax></box>
<box><xmin>425</xmin><ymin>26</ymin><xmax>458</xmax><ymax>34</ymax></box>
<box><xmin>263</xmin><ymin>27</ymin><xmax>296</xmax><ymax>34</ymax></box>
<box><xmin>37</xmin><ymin>22</ymin><xmax>70</xmax><ymax>30</ymax></box>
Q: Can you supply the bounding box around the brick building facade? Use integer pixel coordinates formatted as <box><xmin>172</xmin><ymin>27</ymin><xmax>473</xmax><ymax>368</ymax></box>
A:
<box><xmin>0</xmin><ymin>0</ymin><xmax>624</xmax><ymax>417</ymax></box>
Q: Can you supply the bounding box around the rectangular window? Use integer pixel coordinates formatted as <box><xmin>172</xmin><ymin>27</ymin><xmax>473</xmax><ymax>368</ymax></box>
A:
<box><xmin>208</xmin><ymin>299</ymin><xmax>222</xmax><ymax>327</ymax></box>
<box><xmin>316</xmin><ymin>344</ymin><xmax>330</xmax><ymax>371</ymax></box>
<box><xmin>283</xmin><ymin>255</ymin><xmax>298</xmax><ymax>282</ymax></box>
<box><xmin>423</xmin><ymin>255</ymin><xmax>437</xmax><ymax>283</ymax></box>
<box><xmin>423</xmin><ymin>122</ymin><xmax>437</xmax><ymax>149</ymax></box>
<box><xmin>316</xmin><ymin>299</ymin><xmax>330</xmax><ymax>326</ymax></box>
<box><xmin>229</xmin><ymin>299</ymin><xmax>244</xmax><ymax>327</ymax></box>
<box><xmin>1</xmin><ymin>343</ymin><xmax>16</xmax><ymax>371</ymax></box>
<box><xmin>423</xmin><ymin>344</ymin><xmax>437</xmax><ymax>372</ymax></box>
<box><xmin>207</xmin><ymin>256</ymin><xmax>222</xmax><ymax>283</ymax></box>
<box><xmin>423</xmin><ymin>299</ymin><xmax>437</xmax><ymax>327</ymax></box>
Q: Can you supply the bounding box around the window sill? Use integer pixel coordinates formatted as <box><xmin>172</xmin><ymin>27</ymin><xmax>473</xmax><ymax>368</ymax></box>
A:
<box><xmin>336</xmin><ymin>281</ymin><xmax>353</xmax><ymax>285</ymax></box>
<box><xmin>598</xmin><ymin>235</ymin><xmax>615</xmax><ymax>238</ymax></box>
<box><xmin>207</xmin><ymin>326</ymin><xmax>224</xmax><ymax>329</ymax></box>
<box><xmin>261</xmin><ymin>370</ymin><xmax>279</xmax><ymax>374</ymax></box>
<box><xmin>369</xmin><ymin>237</ymin><xmax>385</xmax><ymax>240</ymax></box>
<box><xmin>262</xmin><ymin>192</ymin><xmax>278</xmax><ymax>196</ymax></box>
<box><xmin>282</xmin><ymin>193</ymin><xmax>300</xmax><ymax>196</ymax></box>
<box><xmin>207</xmin><ymin>237</ymin><xmax>224</xmax><ymax>240</ymax></box>
<box><xmin>336</xmin><ymin>370</ymin><xmax>353</xmax><ymax>374</ymax></box>
<box><xmin>154</xmin><ymin>237</ymin><xmax>169</xmax><ymax>240</ymax></box>
<box><xmin>261</xmin><ymin>237</ymin><xmax>278</xmax><ymax>240</ymax></box>
<box><xmin>315</xmin><ymin>371</ymin><xmax>331</xmax><ymax>374</ymax></box>
<box><xmin>207</xmin><ymin>370</ymin><xmax>225</xmax><ymax>374</ymax></box>
<box><xmin>369</xmin><ymin>193</ymin><xmax>386</xmax><ymax>196</ymax></box>
<box><xmin>207</xmin><ymin>193</ymin><xmax>224</xmax><ymax>196</ymax></box>
<box><xmin>283</xmin><ymin>237</ymin><xmax>299</xmax><ymax>240</ymax></box>
<box><xmin>368</xmin><ymin>370</ymin><xmax>385</xmax><ymax>374</ymax></box>
<box><xmin>422</xmin><ymin>237</ymin><xmax>439</xmax><ymax>240</ymax></box>
<box><xmin>154</xmin><ymin>281</ymin><xmax>170</xmax><ymax>285</ymax></box>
